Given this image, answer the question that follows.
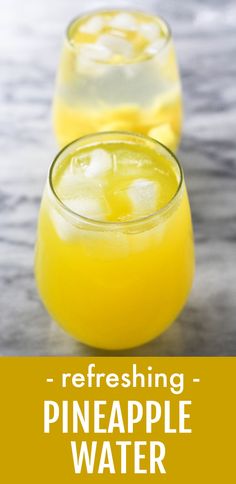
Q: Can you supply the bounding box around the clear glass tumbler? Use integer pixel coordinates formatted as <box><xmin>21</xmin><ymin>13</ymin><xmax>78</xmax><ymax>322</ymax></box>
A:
<box><xmin>53</xmin><ymin>9</ymin><xmax>182</xmax><ymax>151</ymax></box>
<box><xmin>35</xmin><ymin>132</ymin><xmax>194</xmax><ymax>350</ymax></box>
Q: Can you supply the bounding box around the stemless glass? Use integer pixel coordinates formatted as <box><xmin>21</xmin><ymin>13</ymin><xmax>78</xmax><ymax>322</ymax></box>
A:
<box><xmin>35</xmin><ymin>132</ymin><xmax>194</xmax><ymax>350</ymax></box>
<box><xmin>53</xmin><ymin>9</ymin><xmax>182</xmax><ymax>151</ymax></box>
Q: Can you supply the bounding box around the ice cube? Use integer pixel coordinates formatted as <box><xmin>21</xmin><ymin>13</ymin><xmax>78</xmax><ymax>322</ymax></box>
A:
<box><xmin>79</xmin><ymin>43</ymin><xmax>112</xmax><ymax>62</ymax></box>
<box><xmin>57</xmin><ymin>162</ymin><xmax>105</xmax><ymax>201</ymax></box>
<box><xmin>66</xmin><ymin>197</ymin><xmax>107</xmax><ymax>219</ymax></box>
<box><xmin>109</xmin><ymin>13</ymin><xmax>137</xmax><ymax>31</ymax></box>
<box><xmin>145</xmin><ymin>38</ymin><xmax>166</xmax><ymax>56</ymax></box>
<box><xmin>140</xmin><ymin>22</ymin><xmax>161</xmax><ymax>41</ymax></box>
<box><xmin>127</xmin><ymin>179</ymin><xmax>159</xmax><ymax>216</ymax></box>
<box><xmin>97</xmin><ymin>34</ymin><xmax>133</xmax><ymax>58</ymax></box>
<box><xmin>76</xmin><ymin>41</ymin><xmax>112</xmax><ymax>76</ymax></box>
<box><xmin>57</xmin><ymin>171</ymin><xmax>84</xmax><ymax>199</ymax></box>
<box><xmin>51</xmin><ymin>208</ymin><xmax>80</xmax><ymax>242</ymax></box>
<box><xmin>80</xmin><ymin>15</ymin><xmax>105</xmax><ymax>34</ymax></box>
<box><xmin>51</xmin><ymin>183</ymin><xmax>110</xmax><ymax>241</ymax></box>
<box><xmin>84</xmin><ymin>149</ymin><xmax>112</xmax><ymax>177</ymax></box>
<box><xmin>70</xmin><ymin>153</ymin><xmax>90</xmax><ymax>174</ymax></box>
<box><xmin>50</xmin><ymin>198</ymin><xmax>107</xmax><ymax>242</ymax></box>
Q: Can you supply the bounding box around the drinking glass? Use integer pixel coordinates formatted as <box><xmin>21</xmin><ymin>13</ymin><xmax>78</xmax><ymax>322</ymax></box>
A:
<box><xmin>53</xmin><ymin>9</ymin><xmax>182</xmax><ymax>151</ymax></box>
<box><xmin>35</xmin><ymin>132</ymin><xmax>194</xmax><ymax>350</ymax></box>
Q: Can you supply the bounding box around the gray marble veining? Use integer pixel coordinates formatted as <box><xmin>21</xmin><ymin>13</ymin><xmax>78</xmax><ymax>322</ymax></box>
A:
<box><xmin>1</xmin><ymin>0</ymin><xmax>236</xmax><ymax>355</ymax></box>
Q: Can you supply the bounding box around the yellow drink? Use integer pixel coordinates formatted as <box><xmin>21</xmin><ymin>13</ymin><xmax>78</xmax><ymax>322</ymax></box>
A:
<box><xmin>35</xmin><ymin>132</ymin><xmax>194</xmax><ymax>349</ymax></box>
<box><xmin>53</xmin><ymin>10</ymin><xmax>182</xmax><ymax>151</ymax></box>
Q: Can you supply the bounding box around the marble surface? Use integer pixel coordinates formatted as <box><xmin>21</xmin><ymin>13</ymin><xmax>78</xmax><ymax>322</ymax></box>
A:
<box><xmin>1</xmin><ymin>0</ymin><xmax>236</xmax><ymax>355</ymax></box>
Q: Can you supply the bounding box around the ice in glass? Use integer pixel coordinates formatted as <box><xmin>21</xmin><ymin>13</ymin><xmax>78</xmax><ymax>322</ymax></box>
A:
<box><xmin>53</xmin><ymin>10</ymin><xmax>182</xmax><ymax>151</ymax></box>
<box><xmin>35</xmin><ymin>132</ymin><xmax>194</xmax><ymax>349</ymax></box>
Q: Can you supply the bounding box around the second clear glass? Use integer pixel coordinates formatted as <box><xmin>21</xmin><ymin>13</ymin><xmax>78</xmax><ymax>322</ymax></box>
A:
<box><xmin>52</xmin><ymin>9</ymin><xmax>182</xmax><ymax>151</ymax></box>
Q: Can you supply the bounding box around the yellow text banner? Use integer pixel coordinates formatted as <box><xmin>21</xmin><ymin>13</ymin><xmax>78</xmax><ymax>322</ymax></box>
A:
<box><xmin>0</xmin><ymin>357</ymin><xmax>235</xmax><ymax>483</ymax></box>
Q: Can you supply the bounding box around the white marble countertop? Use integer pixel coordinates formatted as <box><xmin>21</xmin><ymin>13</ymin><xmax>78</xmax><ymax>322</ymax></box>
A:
<box><xmin>1</xmin><ymin>0</ymin><xmax>236</xmax><ymax>355</ymax></box>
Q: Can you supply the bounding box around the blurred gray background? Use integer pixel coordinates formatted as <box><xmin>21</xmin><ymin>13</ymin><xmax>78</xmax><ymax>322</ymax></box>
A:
<box><xmin>1</xmin><ymin>0</ymin><xmax>236</xmax><ymax>355</ymax></box>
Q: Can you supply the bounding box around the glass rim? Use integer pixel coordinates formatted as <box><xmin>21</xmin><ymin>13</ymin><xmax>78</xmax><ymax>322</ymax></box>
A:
<box><xmin>48</xmin><ymin>131</ymin><xmax>183</xmax><ymax>230</ymax></box>
<box><xmin>65</xmin><ymin>8</ymin><xmax>172</xmax><ymax>65</ymax></box>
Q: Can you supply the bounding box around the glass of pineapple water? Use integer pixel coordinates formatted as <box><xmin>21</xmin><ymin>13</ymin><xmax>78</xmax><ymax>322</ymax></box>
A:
<box><xmin>53</xmin><ymin>10</ymin><xmax>182</xmax><ymax>151</ymax></box>
<box><xmin>35</xmin><ymin>132</ymin><xmax>194</xmax><ymax>350</ymax></box>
